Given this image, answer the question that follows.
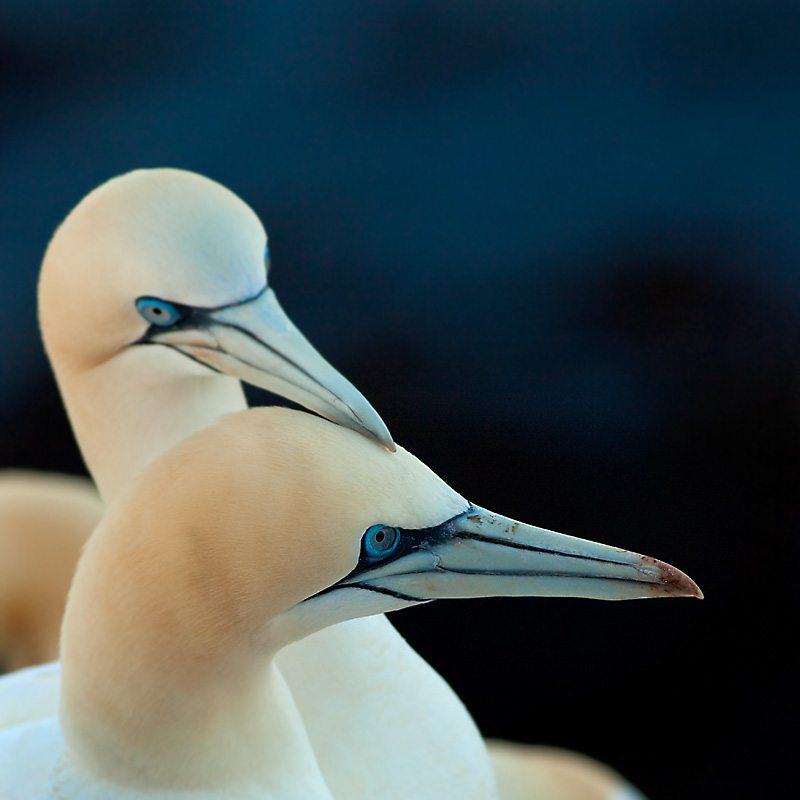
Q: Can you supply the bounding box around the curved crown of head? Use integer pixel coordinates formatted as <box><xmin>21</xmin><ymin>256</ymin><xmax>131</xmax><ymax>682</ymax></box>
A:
<box><xmin>39</xmin><ymin>168</ymin><xmax>268</xmax><ymax>369</ymax></box>
<box><xmin>99</xmin><ymin>407</ymin><xmax>466</xmax><ymax>628</ymax></box>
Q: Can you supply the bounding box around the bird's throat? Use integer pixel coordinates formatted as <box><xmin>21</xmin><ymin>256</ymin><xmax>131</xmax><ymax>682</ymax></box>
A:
<box><xmin>56</xmin><ymin>346</ymin><xmax>248</xmax><ymax>504</ymax></box>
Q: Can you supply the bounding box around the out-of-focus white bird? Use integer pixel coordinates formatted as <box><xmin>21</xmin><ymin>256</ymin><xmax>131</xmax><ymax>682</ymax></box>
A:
<box><xmin>0</xmin><ymin>408</ymin><xmax>700</xmax><ymax>799</ymax></box>
<box><xmin>0</xmin><ymin>472</ymin><xmax>101</xmax><ymax>673</ymax></box>
<box><xmin>488</xmin><ymin>741</ymin><xmax>648</xmax><ymax>800</ymax></box>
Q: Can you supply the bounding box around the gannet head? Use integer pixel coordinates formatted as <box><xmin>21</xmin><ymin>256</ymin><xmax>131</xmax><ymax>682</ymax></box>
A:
<box><xmin>81</xmin><ymin>407</ymin><xmax>701</xmax><ymax>661</ymax></box>
<box><xmin>39</xmin><ymin>168</ymin><xmax>393</xmax><ymax>449</ymax></box>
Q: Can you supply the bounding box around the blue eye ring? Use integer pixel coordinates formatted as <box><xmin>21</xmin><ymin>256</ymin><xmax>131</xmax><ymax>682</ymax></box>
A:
<box><xmin>363</xmin><ymin>525</ymin><xmax>402</xmax><ymax>561</ymax></box>
<box><xmin>136</xmin><ymin>298</ymin><xmax>182</xmax><ymax>327</ymax></box>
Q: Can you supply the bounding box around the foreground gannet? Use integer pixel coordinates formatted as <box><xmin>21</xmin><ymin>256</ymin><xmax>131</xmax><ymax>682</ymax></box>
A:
<box><xmin>0</xmin><ymin>472</ymin><xmax>100</xmax><ymax>673</ymax></box>
<box><xmin>0</xmin><ymin>408</ymin><xmax>700</xmax><ymax>799</ymax></box>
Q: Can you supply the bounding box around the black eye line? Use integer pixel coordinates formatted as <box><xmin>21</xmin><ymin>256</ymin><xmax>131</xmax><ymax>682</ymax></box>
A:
<box><xmin>301</xmin><ymin>508</ymin><xmax>474</xmax><ymax>605</ymax></box>
<box><xmin>132</xmin><ymin>283</ymin><xmax>269</xmax><ymax>343</ymax></box>
<box><xmin>203</xmin><ymin>282</ymin><xmax>269</xmax><ymax>313</ymax></box>
<box><xmin>333</xmin><ymin>507</ymin><xmax>476</xmax><ymax>587</ymax></box>
<box><xmin>138</xmin><ymin>282</ymin><xmax>269</xmax><ymax>318</ymax></box>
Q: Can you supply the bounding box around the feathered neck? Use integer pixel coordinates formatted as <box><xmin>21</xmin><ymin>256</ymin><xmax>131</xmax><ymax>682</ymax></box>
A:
<box><xmin>58</xmin><ymin>480</ymin><xmax>332</xmax><ymax>798</ymax></box>
<box><xmin>51</xmin><ymin>345</ymin><xmax>247</xmax><ymax>503</ymax></box>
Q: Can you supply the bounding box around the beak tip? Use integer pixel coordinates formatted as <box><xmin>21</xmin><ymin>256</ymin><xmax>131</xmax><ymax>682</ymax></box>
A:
<box><xmin>367</xmin><ymin>418</ymin><xmax>396</xmax><ymax>453</ymax></box>
<box><xmin>651</xmin><ymin>557</ymin><xmax>703</xmax><ymax>599</ymax></box>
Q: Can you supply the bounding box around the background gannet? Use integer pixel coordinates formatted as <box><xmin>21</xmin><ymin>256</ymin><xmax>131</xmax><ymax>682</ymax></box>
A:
<box><xmin>488</xmin><ymin>741</ymin><xmax>647</xmax><ymax>800</ymax></box>
<box><xmin>0</xmin><ymin>472</ymin><xmax>100</xmax><ymax>673</ymax></box>
<box><xmin>0</xmin><ymin>407</ymin><xmax>700</xmax><ymax>799</ymax></box>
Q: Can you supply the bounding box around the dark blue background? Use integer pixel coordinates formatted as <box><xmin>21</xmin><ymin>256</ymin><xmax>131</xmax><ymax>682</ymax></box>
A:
<box><xmin>1</xmin><ymin>2</ymin><xmax>795</xmax><ymax>796</ymax></box>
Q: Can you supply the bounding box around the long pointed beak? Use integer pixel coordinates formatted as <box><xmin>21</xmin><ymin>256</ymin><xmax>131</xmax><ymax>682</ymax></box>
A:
<box><xmin>152</xmin><ymin>288</ymin><xmax>395</xmax><ymax>451</ymax></box>
<box><xmin>350</xmin><ymin>506</ymin><xmax>702</xmax><ymax>602</ymax></box>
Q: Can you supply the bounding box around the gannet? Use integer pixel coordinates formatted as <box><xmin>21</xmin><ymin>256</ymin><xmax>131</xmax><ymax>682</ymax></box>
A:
<box><xmin>0</xmin><ymin>472</ymin><xmax>100</xmax><ymax>672</ymax></box>
<box><xmin>0</xmin><ymin>407</ymin><xmax>700</xmax><ymax>799</ymax></box>
<box><xmin>0</xmin><ymin>168</ymin><xmax>695</xmax><ymax>797</ymax></box>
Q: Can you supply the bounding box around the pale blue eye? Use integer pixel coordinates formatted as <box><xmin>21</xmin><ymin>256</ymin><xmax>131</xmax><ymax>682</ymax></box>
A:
<box><xmin>136</xmin><ymin>298</ymin><xmax>181</xmax><ymax>327</ymax></box>
<box><xmin>363</xmin><ymin>525</ymin><xmax>401</xmax><ymax>560</ymax></box>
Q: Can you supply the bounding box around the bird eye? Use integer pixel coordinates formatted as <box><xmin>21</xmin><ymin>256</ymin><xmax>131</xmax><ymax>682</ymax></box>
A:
<box><xmin>136</xmin><ymin>298</ymin><xmax>182</xmax><ymax>327</ymax></box>
<box><xmin>362</xmin><ymin>525</ymin><xmax>401</xmax><ymax>560</ymax></box>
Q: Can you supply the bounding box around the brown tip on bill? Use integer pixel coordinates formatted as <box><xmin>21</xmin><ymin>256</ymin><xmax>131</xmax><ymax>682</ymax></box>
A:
<box><xmin>646</xmin><ymin>555</ymin><xmax>704</xmax><ymax>599</ymax></box>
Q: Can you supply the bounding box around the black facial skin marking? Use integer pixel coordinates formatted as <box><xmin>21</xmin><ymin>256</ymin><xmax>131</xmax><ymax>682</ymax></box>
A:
<box><xmin>132</xmin><ymin>282</ymin><xmax>373</xmax><ymax>430</ymax></box>
<box><xmin>133</xmin><ymin>284</ymin><xmax>269</xmax><ymax>342</ymax></box>
<box><xmin>343</xmin><ymin>584</ymin><xmax>425</xmax><ymax>604</ymax></box>
<box><xmin>306</xmin><ymin>508</ymin><xmax>476</xmax><ymax>604</ymax></box>
<box><xmin>307</xmin><ymin>505</ymin><xmax>668</xmax><ymax>604</ymax></box>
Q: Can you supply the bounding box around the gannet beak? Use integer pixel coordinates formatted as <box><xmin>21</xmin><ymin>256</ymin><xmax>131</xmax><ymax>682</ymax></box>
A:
<box><xmin>345</xmin><ymin>506</ymin><xmax>702</xmax><ymax>602</ymax></box>
<box><xmin>149</xmin><ymin>287</ymin><xmax>395</xmax><ymax>451</ymax></box>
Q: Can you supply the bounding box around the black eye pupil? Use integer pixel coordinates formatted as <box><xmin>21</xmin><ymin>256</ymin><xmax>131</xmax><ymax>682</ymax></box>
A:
<box><xmin>375</xmin><ymin>531</ymin><xmax>385</xmax><ymax>543</ymax></box>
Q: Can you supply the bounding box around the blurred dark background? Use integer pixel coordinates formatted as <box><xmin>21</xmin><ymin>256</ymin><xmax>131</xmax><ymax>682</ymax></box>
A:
<box><xmin>1</xmin><ymin>2</ymin><xmax>795</xmax><ymax>797</ymax></box>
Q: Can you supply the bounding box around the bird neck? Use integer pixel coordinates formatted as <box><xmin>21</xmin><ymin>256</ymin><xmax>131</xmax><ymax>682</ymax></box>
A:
<box><xmin>59</xmin><ymin>512</ymin><xmax>332</xmax><ymax>799</ymax></box>
<box><xmin>54</xmin><ymin>346</ymin><xmax>248</xmax><ymax>504</ymax></box>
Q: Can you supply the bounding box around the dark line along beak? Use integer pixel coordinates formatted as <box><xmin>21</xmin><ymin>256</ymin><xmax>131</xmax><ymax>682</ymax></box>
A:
<box><xmin>340</xmin><ymin>506</ymin><xmax>702</xmax><ymax>602</ymax></box>
<box><xmin>148</xmin><ymin>287</ymin><xmax>395</xmax><ymax>451</ymax></box>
